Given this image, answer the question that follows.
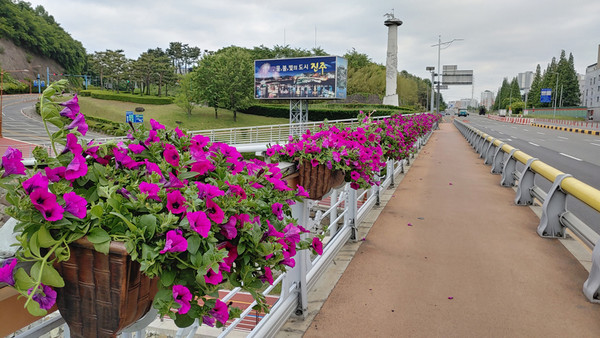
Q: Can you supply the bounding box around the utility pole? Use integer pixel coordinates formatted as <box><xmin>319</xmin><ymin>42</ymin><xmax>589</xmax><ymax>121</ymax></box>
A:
<box><xmin>431</xmin><ymin>36</ymin><xmax>463</xmax><ymax>114</ymax></box>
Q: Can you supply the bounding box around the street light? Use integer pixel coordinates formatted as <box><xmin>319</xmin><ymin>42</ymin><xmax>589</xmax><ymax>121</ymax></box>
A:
<box><xmin>1</xmin><ymin>69</ymin><xmax>29</xmax><ymax>138</ymax></box>
<box><xmin>552</xmin><ymin>72</ymin><xmax>560</xmax><ymax>118</ymax></box>
<box><xmin>431</xmin><ymin>35</ymin><xmax>463</xmax><ymax>114</ymax></box>
<box><xmin>426</xmin><ymin>66</ymin><xmax>435</xmax><ymax>114</ymax></box>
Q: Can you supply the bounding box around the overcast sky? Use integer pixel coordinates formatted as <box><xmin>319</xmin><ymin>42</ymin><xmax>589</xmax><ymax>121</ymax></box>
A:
<box><xmin>27</xmin><ymin>0</ymin><xmax>600</xmax><ymax>103</ymax></box>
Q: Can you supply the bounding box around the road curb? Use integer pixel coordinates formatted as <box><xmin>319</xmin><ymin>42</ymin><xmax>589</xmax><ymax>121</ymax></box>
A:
<box><xmin>531</xmin><ymin>123</ymin><xmax>600</xmax><ymax>136</ymax></box>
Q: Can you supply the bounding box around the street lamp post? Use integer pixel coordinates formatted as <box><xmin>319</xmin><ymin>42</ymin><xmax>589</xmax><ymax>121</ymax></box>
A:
<box><xmin>1</xmin><ymin>69</ymin><xmax>29</xmax><ymax>138</ymax></box>
<box><xmin>431</xmin><ymin>35</ymin><xmax>463</xmax><ymax>114</ymax></box>
<box><xmin>553</xmin><ymin>73</ymin><xmax>560</xmax><ymax>118</ymax></box>
<box><xmin>426</xmin><ymin>66</ymin><xmax>435</xmax><ymax>114</ymax></box>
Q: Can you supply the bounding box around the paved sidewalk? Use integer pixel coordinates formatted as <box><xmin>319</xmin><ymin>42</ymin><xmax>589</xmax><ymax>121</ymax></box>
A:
<box><xmin>293</xmin><ymin>122</ymin><xmax>600</xmax><ymax>337</ymax></box>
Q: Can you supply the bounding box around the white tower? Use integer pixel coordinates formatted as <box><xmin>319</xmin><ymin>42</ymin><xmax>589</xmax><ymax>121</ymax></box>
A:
<box><xmin>383</xmin><ymin>12</ymin><xmax>402</xmax><ymax>106</ymax></box>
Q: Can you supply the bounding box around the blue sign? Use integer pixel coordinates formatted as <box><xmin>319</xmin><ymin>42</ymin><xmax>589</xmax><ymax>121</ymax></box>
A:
<box><xmin>33</xmin><ymin>80</ymin><xmax>46</xmax><ymax>87</ymax></box>
<box><xmin>540</xmin><ymin>88</ymin><xmax>552</xmax><ymax>103</ymax></box>
<box><xmin>126</xmin><ymin>111</ymin><xmax>143</xmax><ymax>123</ymax></box>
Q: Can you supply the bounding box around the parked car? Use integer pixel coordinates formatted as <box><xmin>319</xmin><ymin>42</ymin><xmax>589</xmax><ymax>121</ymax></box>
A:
<box><xmin>458</xmin><ymin>109</ymin><xmax>469</xmax><ymax>117</ymax></box>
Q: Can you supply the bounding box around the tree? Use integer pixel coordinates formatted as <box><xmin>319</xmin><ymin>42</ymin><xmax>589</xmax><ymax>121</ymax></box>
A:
<box><xmin>213</xmin><ymin>46</ymin><xmax>254</xmax><ymax>122</ymax></box>
<box><xmin>344</xmin><ymin>48</ymin><xmax>371</xmax><ymax>70</ymax></box>
<box><xmin>527</xmin><ymin>64</ymin><xmax>543</xmax><ymax>108</ymax></box>
<box><xmin>192</xmin><ymin>51</ymin><xmax>224</xmax><ymax>119</ymax></box>
<box><xmin>174</xmin><ymin>74</ymin><xmax>196</xmax><ymax>116</ymax></box>
<box><xmin>562</xmin><ymin>52</ymin><xmax>581</xmax><ymax>106</ymax></box>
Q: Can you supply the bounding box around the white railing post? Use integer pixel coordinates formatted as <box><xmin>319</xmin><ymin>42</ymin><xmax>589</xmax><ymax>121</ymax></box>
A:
<box><xmin>284</xmin><ymin>200</ymin><xmax>310</xmax><ymax>318</ymax></box>
<box><xmin>387</xmin><ymin>159</ymin><xmax>395</xmax><ymax>187</ymax></box>
<box><xmin>330</xmin><ymin>189</ymin><xmax>339</xmax><ymax>235</ymax></box>
<box><xmin>345</xmin><ymin>188</ymin><xmax>358</xmax><ymax>240</ymax></box>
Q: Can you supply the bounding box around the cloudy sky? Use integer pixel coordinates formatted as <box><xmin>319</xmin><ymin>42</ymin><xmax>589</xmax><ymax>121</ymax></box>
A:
<box><xmin>27</xmin><ymin>0</ymin><xmax>600</xmax><ymax>103</ymax></box>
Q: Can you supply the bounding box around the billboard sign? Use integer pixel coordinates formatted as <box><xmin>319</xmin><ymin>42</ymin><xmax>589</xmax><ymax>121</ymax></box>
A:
<box><xmin>442</xmin><ymin>65</ymin><xmax>473</xmax><ymax>85</ymax></box>
<box><xmin>540</xmin><ymin>88</ymin><xmax>552</xmax><ymax>103</ymax></box>
<box><xmin>254</xmin><ymin>56</ymin><xmax>347</xmax><ymax>100</ymax></box>
<box><xmin>125</xmin><ymin>111</ymin><xmax>143</xmax><ymax>123</ymax></box>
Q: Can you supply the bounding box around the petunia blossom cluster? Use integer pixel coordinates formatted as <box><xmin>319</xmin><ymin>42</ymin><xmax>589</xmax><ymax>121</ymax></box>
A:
<box><xmin>266</xmin><ymin>117</ymin><xmax>387</xmax><ymax>190</ymax></box>
<box><xmin>376</xmin><ymin>112</ymin><xmax>440</xmax><ymax>161</ymax></box>
<box><xmin>0</xmin><ymin>80</ymin><xmax>324</xmax><ymax>327</ymax></box>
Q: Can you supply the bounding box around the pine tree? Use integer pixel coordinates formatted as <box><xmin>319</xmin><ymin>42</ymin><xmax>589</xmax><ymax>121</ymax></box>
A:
<box><xmin>562</xmin><ymin>53</ymin><xmax>581</xmax><ymax>106</ymax></box>
<box><xmin>528</xmin><ymin>64</ymin><xmax>542</xmax><ymax>108</ymax></box>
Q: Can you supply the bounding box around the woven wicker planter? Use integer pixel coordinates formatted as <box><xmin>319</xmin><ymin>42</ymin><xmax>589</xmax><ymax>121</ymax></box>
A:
<box><xmin>298</xmin><ymin>160</ymin><xmax>345</xmax><ymax>200</ymax></box>
<box><xmin>54</xmin><ymin>238</ymin><xmax>158</xmax><ymax>338</ymax></box>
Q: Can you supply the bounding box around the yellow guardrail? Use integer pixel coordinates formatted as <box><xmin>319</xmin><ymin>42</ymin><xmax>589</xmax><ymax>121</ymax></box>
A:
<box><xmin>464</xmin><ymin>122</ymin><xmax>600</xmax><ymax>213</ymax></box>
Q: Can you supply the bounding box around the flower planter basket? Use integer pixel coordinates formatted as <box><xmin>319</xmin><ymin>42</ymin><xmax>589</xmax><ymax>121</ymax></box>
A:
<box><xmin>298</xmin><ymin>159</ymin><xmax>345</xmax><ymax>200</ymax></box>
<box><xmin>54</xmin><ymin>238</ymin><xmax>158</xmax><ymax>338</ymax></box>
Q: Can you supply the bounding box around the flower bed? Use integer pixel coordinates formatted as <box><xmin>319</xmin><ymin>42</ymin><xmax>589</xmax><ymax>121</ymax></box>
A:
<box><xmin>0</xmin><ymin>80</ymin><xmax>324</xmax><ymax>331</ymax></box>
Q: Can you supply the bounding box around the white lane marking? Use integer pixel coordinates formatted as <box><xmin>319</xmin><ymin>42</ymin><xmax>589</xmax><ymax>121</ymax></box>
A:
<box><xmin>523</xmin><ymin>129</ymin><xmax>529</xmax><ymax>131</ymax></box>
<box><xmin>591</xmin><ymin>143</ymin><xmax>600</xmax><ymax>147</ymax></box>
<box><xmin>558</xmin><ymin>136</ymin><xmax>568</xmax><ymax>140</ymax></box>
<box><xmin>498</xmin><ymin>132</ymin><xmax>504</xmax><ymax>134</ymax></box>
<box><xmin>560</xmin><ymin>153</ymin><xmax>582</xmax><ymax>161</ymax></box>
<box><xmin>505</xmin><ymin>139</ymin><xmax>512</xmax><ymax>142</ymax></box>
<box><xmin>528</xmin><ymin>142</ymin><xmax>540</xmax><ymax>146</ymax></box>
<box><xmin>510</xmin><ymin>136</ymin><xmax>517</xmax><ymax>139</ymax></box>
<box><xmin>537</xmin><ymin>132</ymin><xmax>545</xmax><ymax>135</ymax></box>
<box><xmin>511</xmin><ymin>126</ymin><xmax>517</xmax><ymax>129</ymax></box>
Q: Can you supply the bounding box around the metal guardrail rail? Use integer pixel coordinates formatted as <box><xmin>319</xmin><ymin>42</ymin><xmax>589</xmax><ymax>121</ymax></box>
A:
<box><xmin>453</xmin><ymin>119</ymin><xmax>600</xmax><ymax>303</ymax></box>
<box><xmin>7</xmin><ymin>121</ymin><xmax>436</xmax><ymax>338</ymax></box>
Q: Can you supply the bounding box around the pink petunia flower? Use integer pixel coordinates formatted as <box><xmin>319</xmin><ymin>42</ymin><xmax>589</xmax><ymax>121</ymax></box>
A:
<box><xmin>312</xmin><ymin>237</ymin><xmax>323</xmax><ymax>255</ymax></box>
<box><xmin>66</xmin><ymin>113</ymin><xmax>88</xmax><ymax>136</ymax></box>
<box><xmin>204</xmin><ymin>267</ymin><xmax>223</xmax><ymax>285</ymax></box>
<box><xmin>271</xmin><ymin>203</ymin><xmax>284</xmax><ymax>221</ymax></box>
<box><xmin>65</xmin><ymin>154</ymin><xmax>88</xmax><ymax>181</ymax></box>
<box><xmin>205</xmin><ymin>199</ymin><xmax>224</xmax><ymax>224</ymax></box>
<box><xmin>139</xmin><ymin>181</ymin><xmax>161</xmax><ymax>201</ymax></box>
<box><xmin>187</xmin><ymin>210</ymin><xmax>211</xmax><ymax>238</ymax></box>
<box><xmin>166</xmin><ymin>190</ymin><xmax>187</xmax><ymax>214</ymax></box>
<box><xmin>172</xmin><ymin>284</ymin><xmax>192</xmax><ymax>314</ymax></box>
<box><xmin>63</xmin><ymin>192</ymin><xmax>87</xmax><ymax>219</ymax></box>
<box><xmin>160</xmin><ymin>229</ymin><xmax>188</xmax><ymax>254</ymax></box>
<box><xmin>220</xmin><ymin>216</ymin><xmax>237</xmax><ymax>240</ymax></box>
<box><xmin>163</xmin><ymin>144</ymin><xmax>180</xmax><ymax>167</ymax></box>
<box><xmin>209</xmin><ymin>299</ymin><xmax>229</xmax><ymax>325</ymax></box>
<box><xmin>150</xmin><ymin>119</ymin><xmax>166</xmax><ymax>131</ymax></box>
<box><xmin>28</xmin><ymin>284</ymin><xmax>57</xmax><ymax>310</ymax></box>
<box><xmin>0</xmin><ymin>258</ymin><xmax>17</xmax><ymax>286</ymax></box>
<box><xmin>1</xmin><ymin>147</ymin><xmax>26</xmax><ymax>178</ymax></box>
<box><xmin>44</xmin><ymin>166</ymin><xmax>66</xmax><ymax>182</ymax></box>
<box><xmin>22</xmin><ymin>173</ymin><xmax>49</xmax><ymax>194</ymax></box>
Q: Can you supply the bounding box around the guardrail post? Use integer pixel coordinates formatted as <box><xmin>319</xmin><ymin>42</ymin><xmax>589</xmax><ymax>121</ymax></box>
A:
<box><xmin>484</xmin><ymin>138</ymin><xmax>496</xmax><ymax>165</ymax></box>
<box><xmin>491</xmin><ymin>142</ymin><xmax>505</xmax><ymax>174</ymax></box>
<box><xmin>583</xmin><ymin>239</ymin><xmax>600</xmax><ymax>303</ymax></box>
<box><xmin>515</xmin><ymin>158</ymin><xmax>538</xmax><ymax>205</ymax></box>
<box><xmin>477</xmin><ymin>135</ymin><xmax>487</xmax><ymax>157</ymax></box>
<box><xmin>501</xmin><ymin>149</ymin><xmax>519</xmax><ymax>187</ymax></box>
<box><xmin>537</xmin><ymin>174</ymin><xmax>572</xmax><ymax>238</ymax></box>
<box><xmin>345</xmin><ymin>188</ymin><xmax>358</xmax><ymax>240</ymax></box>
<box><xmin>287</xmin><ymin>201</ymin><xmax>310</xmax><ymax>318</ymax></box>
<box><xmin>387</xmin><ymin>159</ymin><xmax>395</xmax><ymax>187</ymax></box>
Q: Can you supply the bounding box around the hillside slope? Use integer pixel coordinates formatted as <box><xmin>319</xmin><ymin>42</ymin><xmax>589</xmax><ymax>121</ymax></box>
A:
<box><xmin>0</xmin><ymin>38</ymin><xmax>64</xmax><ymax>82</ymax></box>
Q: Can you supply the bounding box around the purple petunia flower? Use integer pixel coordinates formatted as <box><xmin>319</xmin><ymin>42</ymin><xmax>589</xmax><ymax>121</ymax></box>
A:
<box><xmin>204</xmin><ymin>267</ymin><xmax>223</xmax><ymax>285</ymax></box>
<box><xmin>350</xmin><ymin>171</ymin><xmax>360</xmax><ymax>181</ymax></box>
<box><xmin>66</xmin><ymin>113</ymin><xmax>88</xmax><ymax>136</ymax></box>
<box><xmin>259</xmin><ymin>266</ymin><xmax>274</xmax><ymax>285</ymax></box>
<box><xmin>166</xmin><ymin>190</ymin><xmax>187</xmax><ymax>214</ymax></box>
<box><xmin>174</xmin><ymin>127</ymin><xmax>185</xmax><ymax>138</ymax></box>
<box><xmin>312</xmin><ymin>237</ymin><xmax>323</xmax><ymax>255</ymax></box>
<box><xmin>220</xmin><ymin>216</ymin><xmax>237</xmax><ymax>240</ymax></box>
<box><xmin>62</xmin><ymin>133</ymin><xmax>82</xmax><ymax>155</ymax></box>
<box><xmin>139</xmin><ymin>181</ymin><xmax>161</xmax><ymax>201</ymax></box>
<box><xmin>63</xmin><ymin>192</ymin><xmax>87</xmax><ymax>219</ymax></box>
<box><xmin>150</xmin><ymin>119</ymin><xmax>166</xmax><ymax>131</ymax></box>
<box><xmin>0</xmin><ymin>258</ymin><xmax>17</xmax><ymax>286</ymax></box>
<box><xmin>296</xmin><ymin>185</ymin><xmax>310</xmax><ymax>198</ymax></box>
<box><xmin>29</xmin><ymin>189</ymin><xmax>65</xmax><ymax>221</ymax></box>
<box><xmin>1</xmin><ymin>147</ymin><xmax>26</xmax><ymax>178</ymax></box>
<box><xmin>145</xmin><ymin>130</ymin><xmax>160</xmax><ymax>146</ymax></box>
<box><xmin>209</xmin><ymin>299</ymin><xmax>229</xmax><ymax>325</ymax></box>
<box><xmin>164</xmin><ymin>172</ymin><xmax>186</xmax><ymax>190</ymax></box>
<box><xmin>271</xmin><ymin>203</ymin><xmax>284</xmax><ymax>221</ymax></box>
<box><xmin>225</xmin><ymin>181</ymin><xmax>246</xmax><ymax>201</ymax></box>
<box><xmin>65</xmin><ymin>154</ymin><xmax>88</xmax><ymax>181</ymax></box>
<box><xmin>160</xmin><ymin>229</ymin><xmax>188</xmax><ymax>254</ymax></box>
<box><xmin>191</xmin><ymin>158</ymin><xmax>214</xmax><ymax>176</ymax></box>
<box><xmin>44</xmin><ymin>166</ymin><xmax>66</xmax><ymax>182</ymax></box>
<box><xmin>172</xmin><ymin>284</ymin><xmax>192</xmax><ymax>314</ymax></box>
<box><xmin>22</xmin><ymin>173</ymin><xmax>49</xmax><ymax>194</ymax></box>
<box><xmin>128</xmin><ymin>143</ymin><xmax>146</xmax><ymax>154</ymax></box>
<box><xmin>163</xmin><ymin>144</ymin><xmax>180</xmax><ymax>167</ymax></box>
<box><xmin>187</xmin><ymin>210</ymin><xmax>211</xmax><ymax>238</ymax></box>
<box><xmin>194</xmin><ymin>182</ymin><xmax>225</xmax><ymax>200</ymax></box>
<box><xmin>265</xmin><ymin>220</ymin><xmax>284</xmax><ymax>238</ymax></box>
<box><xmin>283</xmin><ymin>223</ymin><xmax>301</xmax><ymax>245</ymax></box>
<box><xmin>205</xmin><ymin>199</ymin><xmax>224</xmax><ymax>224</ymax></box>
<box><xmin>28</xmin><ymin>283</ymin><xmax>57</xmax><ymax>310</ymax></box>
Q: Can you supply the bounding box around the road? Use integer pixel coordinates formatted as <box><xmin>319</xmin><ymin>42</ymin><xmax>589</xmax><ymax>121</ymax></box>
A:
<box><xmin>456</xmin><ymin>114</ymin><xmax>600</xmax><ymax>234</ymax></box>
<box><xmin>1</xmin><ymin>93</ymin><xmax>106</xmax><ymax>145</ymax></box>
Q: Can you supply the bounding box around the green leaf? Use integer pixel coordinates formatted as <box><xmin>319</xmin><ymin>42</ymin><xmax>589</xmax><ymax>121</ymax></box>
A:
<box><xmin>139</xmin><ymin>214</ymin><xmax>157</xmax><ymax>237</ymax></box>
<box><xmin>26</xmin><ymin>298</ymin><xmax>48</xmax><ymax>317</ymax></box>
<box><xmin>29</xmin><ymin>232</ymin><xmax>41</xmax><ymax>258</ymax></box>
<box><xmin>37</xmin><ymin>225</ymin><xmax>57</xmax><ymax>247</ymax></box>
<box><xmin>174</xmin><ymin>313</ymin><xmax>195</xmax><ymax>328</ymax></box>
<box><xmin>179</xmin><ymin>171</ymin><xmax>199</xmax><ymax>180</ymax></box>
<box><xmin>187</xmin><ymin>235</ymin><xmax>200</xmax><ymax>255</ymax></box>
<box><xmin>90</xmin><ymin>205</ymin><xmax>103</xmax><ymax>218</ymax></box>
<box><xmin>87</xmin><ymin>228</ymin><xmax>110</xmax><ymax>243</ymax></box>
<box><xmin>14</xmin><ymin>268</ymin><xmax>36</xmax><ymax>290</ymax></box>
<box><xmin>109</xmin><ymin>212</ymin><xmax>138</xmax><ymax>232</ymax></box>
<box><xmin>160</xmin><ymin>270</ymin><xmax>176</xmax><ymax>287</ymax></box>
<box><xmin>93</xmin><ymin>241</ymin><xmax>110</xmax><ymax>255</ymax></box>
<box><xmin>40</xmin><ymin>265</ymin><xmax>65</xmax><ymax>288</ymax></box>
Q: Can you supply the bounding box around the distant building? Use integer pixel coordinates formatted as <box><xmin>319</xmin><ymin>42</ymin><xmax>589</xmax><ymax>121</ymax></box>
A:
<box><xmin>582</xmin><ymin>44</ymin><xmax>600</xmax><ymax>121</ymax></box>
<box><xmin>481</xmin><ymin>90</ymin><xmax>494</xmax><ymax>110</ymax></box>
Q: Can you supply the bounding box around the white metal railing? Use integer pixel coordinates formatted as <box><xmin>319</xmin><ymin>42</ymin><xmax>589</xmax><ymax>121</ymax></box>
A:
<box><xmin>4</xmin><ymin>118</ymin><xmax>437</xmax><ymax>338</ymax></box>
<box><xmin>454</xmin><ymin>119</ymin><xmax>600</xmax><ymax>304</ymax></box>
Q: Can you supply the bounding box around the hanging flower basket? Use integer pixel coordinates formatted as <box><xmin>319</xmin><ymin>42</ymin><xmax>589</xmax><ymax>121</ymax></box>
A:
<box><xmin>298</xmin><ymin>160</ymin><xmax>345</xmax><ymax>200</ymax></box>
<box><xmin>53</xmin><ymin>238</ymin><xmax>158</xmax><ymax>338</ymax></box>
